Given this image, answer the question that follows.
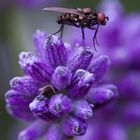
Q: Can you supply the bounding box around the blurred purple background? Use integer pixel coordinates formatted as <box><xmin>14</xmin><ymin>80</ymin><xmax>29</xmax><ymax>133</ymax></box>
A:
<box><xmin>1</xmin><ymin>0</ymin><xmax>140</xmax><ymax>140</ymax></box>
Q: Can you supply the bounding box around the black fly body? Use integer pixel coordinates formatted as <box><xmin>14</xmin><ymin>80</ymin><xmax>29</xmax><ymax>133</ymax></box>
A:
<box><xmin>43</xmin><ymin>7</ymin><xmax>109</xmax><ymax>51</ymax></box>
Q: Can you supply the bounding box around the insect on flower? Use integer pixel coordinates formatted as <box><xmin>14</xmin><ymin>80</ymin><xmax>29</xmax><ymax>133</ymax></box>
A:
<box><xmin>43</xmin><ymin>7</ymin><xmax>109</xmax><ymax>51</ymax></box>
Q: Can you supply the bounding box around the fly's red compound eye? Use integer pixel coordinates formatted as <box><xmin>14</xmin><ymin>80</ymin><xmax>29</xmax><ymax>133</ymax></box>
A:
<box><xmin>97</xmin><ymin>12</ymin><xmax>106</xmax><ymax>25</ymax></box>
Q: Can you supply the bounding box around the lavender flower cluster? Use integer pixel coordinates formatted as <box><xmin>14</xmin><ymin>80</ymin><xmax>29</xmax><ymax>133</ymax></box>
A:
<box><xmin>5</xmin><ymin>30</ymin><xmax>117</xmax><ymax>139</ymax></box>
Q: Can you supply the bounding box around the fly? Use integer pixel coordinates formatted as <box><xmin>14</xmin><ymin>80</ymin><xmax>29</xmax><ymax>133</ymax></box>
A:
<box><xmin>43</xmin><ymin>7</ymin><xmax>109</xmax><ymax>51</ymax></box>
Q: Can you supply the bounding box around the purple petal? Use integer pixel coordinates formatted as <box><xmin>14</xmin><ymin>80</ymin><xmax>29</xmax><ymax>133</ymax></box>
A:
<box><xmin>44</xmin><ymin>35</ymin><xmax>67</xmax><ymax>68</ymax></box>
<box><xmin>6</xmin><ymin>104</ymin><xmax>35</xmax><ymax>121</ymax></box>
<box><xmin>69</xmin><ymin>69</ymin><xmax>95</xmax><ymax>98</ymax></box>
<box><xmin>63</xmin><ymin>116</ymin><xmax>87</xmax><ymax>136</ymax></box>
<box><xmin>51</xmin><ymin>66</ymin><xmax>72</xmax><ymax>90</ymax></box>
<box><xmin>5</xmin><ymin>89</ymin><xmax>35</xmax><ymax>121</ymax></box>
<box><xmin>72</xmin><ymin>100</ymin><xmax>93</xmax><ymax>120</ymax></box>
<box><xmin>5</xmin><ymin>89</ymin><xmax>33</xmax><ymax>106</ymax></box>
<box><xmin>89</xmin><ymin>55</ymin><xmax>111</xmax><ymax>82</ymax></box>
<box><xmin>101</xmin><ymin>84</ymin><xmax>118</xmax><ymax>97</ymax></box>
<box><xmin>10</xmin><ymin>76</ymin><xmax>40</xmax><ymax>97</ymax></box>
<box><xmin>19</xmin><ymin>52</ymin><xmax>54</xmax><ymax>84</ymax></box>
<box><xmin>18</xmin><ymin>120</ymin><xmax>48</xmax><ymax>140</ymax></box>
<box><xmin>29</xmin><ymin>94</ymin><xmax>56</xmax><ymax>121</ymax></box>
<box><xmin>49</xmin><ymin>94</ymin><xmax>72</xmax><ymax>117</ymax></box>
<box><xmin>86</xmin><ymin>87</ymin><xmax>115</xmax><ymax>104</ymax></box>
<box><xmin>67</xmin><ymin>48</ymin><xmax>93</xmax><ymax>73</ymax></box>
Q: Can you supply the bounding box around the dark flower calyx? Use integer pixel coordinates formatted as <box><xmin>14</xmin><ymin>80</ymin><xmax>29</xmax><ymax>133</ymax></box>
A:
<box><xmin>39</xmin><ymin>85</ymin><xmax>56</xmax><ymax>98</ymax></box>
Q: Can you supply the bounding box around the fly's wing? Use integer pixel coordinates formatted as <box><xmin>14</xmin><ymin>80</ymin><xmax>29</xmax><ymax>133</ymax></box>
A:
<box><xmin>43</xmin><ymin>7</ymin><xmax>85</xmax><ymax>16</ymax></box>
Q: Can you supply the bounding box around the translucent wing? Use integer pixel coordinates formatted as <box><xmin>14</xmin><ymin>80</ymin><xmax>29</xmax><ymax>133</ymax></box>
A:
<box><xmin>43</xmin><ymin>7</ymin><xmax>84</xmax><ymax>16</ymax></box>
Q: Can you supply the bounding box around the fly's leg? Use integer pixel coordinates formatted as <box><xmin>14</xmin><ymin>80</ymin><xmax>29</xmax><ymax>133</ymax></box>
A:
<box><xmin>48</xmin><ymin>24</ymin><xmax>64</xmax><ymax>38</ymax></box>
<box><xmin>53</xmin><ymin>24</ymin><xmax>64</xmax><ymax>37</ymax></box>
<box><xmin>67</xmin><ymin>20</ymin><xmax>87</xmax><ymax>48</ymax></box>
<box><xmin>88</xmin><ymin>25</ymin><xmax>99</xmax><ymax>52</ymax></box>
<box><xmin>81</xmin><ymin>27</ymin><xmax>86</xmax><ymax>48</ymax></box>
<box><xmin>60</xmin><ymin>24</ymin><xmax>64</xmax><ymax>38</ymax></box>
<box><xmin>67</xmin><ymin>20</ymin><xmax>85</xmax><ymax>48</ymax></box>
<box><xmin>93</xmin><ymin>24</ymin><xmax>99</xmax><ymax>45</ymax></box>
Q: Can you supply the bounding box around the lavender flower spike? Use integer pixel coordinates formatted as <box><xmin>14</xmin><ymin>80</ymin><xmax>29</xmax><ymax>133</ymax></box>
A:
<box><xmin>5</xmin><ymin>30</ymin><xmax>117</xmax><ymax>139</ymax></box>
